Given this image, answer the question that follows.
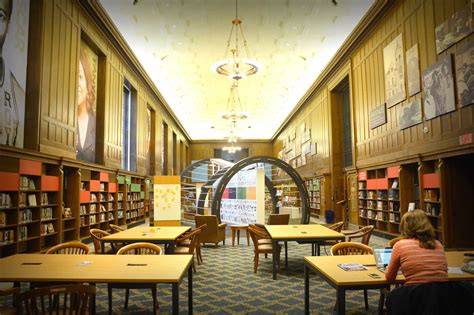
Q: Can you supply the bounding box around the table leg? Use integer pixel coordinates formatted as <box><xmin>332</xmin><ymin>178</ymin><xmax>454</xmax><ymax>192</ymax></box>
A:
<box><xmin>272</xmin><ymin>239</ymin><xmax>277</xmax><ymax>280</ymax></box>
<box><xmin>101</xmin><ymin>240</ymin><xmax>105</xmax><ymax>254</ymax></box>
<box><xmin>284</xmin><ymin>241</ymin><xmax>288</xmax><ymax>271</ymax></box>
<box><xmin>172</xmin><ymin>282</ymin><xmax>179</xmax><ymax>315</ymax></box>
<box><xmin>188</xmin><ymin>264</ymin><xmax>193</xmax><ymax>314</ymax></box>
<box><xmin>317</xmin><ymin>243</ymin><xmax>321</xmax><ymax>256</ymax></box>
<box><xmin>304</xmin><ymin>263</ymin><xmax>310</xmax><ymax>315</ymax></box>
<box><xmin>336</xmin><ymin>288</ymin><xmax>345</xmax><ymax>315</ymax></box>
<box><xmin>91</xmin><ymin>282</ymin><xmax>96</xmax><ymax>315</ymax></box>
<box><xmin>167</xmin><ymin>241</ymin><xmax>175</xmax><ymax>254</ymax></box>
<box><xmin>237</xmin><ymin>230</ymin><xmax>240</xmax><ymax>245</ymax></box>
<box><xmin>246</xmin><ymin>228</ymin><xmax>249</xmax><ymax>246</ymax></box>
<box><xmin>232</xmin><ymin>228</ymin><xmax>236</xmax><ymax>246</ymax></box>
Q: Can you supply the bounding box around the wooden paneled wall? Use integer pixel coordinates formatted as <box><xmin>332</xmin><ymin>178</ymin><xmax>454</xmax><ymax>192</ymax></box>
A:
<box><xmin>26</xmin><ymin>0</ymin><xmax>189</xmax><ymax>175</ymax></box>
<box><xmin>274</xmin><ymin>0</ymin><xmax>474</xmax><ymax>175</ymax></box>
<box><xmin>191</xmin><ymin>142</ymin><xmax>273</xmax><ymax>161</ymax></box>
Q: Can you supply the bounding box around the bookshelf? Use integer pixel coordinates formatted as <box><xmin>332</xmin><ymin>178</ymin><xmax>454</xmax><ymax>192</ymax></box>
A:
<box><xmin>304</xmin><ymin>175</ymin><xmax>330</xmax><ymax>218</ymax></box>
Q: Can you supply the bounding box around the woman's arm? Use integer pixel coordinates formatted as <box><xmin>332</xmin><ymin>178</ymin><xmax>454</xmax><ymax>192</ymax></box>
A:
<box><xmin>385</xmin><ymin>243</ymin><xmax>401</xmax><ymax>281</ymax></box>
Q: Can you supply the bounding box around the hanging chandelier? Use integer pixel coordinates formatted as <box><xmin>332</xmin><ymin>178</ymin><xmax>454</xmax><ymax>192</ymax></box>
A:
<box><xmin>222</xmin><ymin>120</ymin><xmax>242</xmax><ymax>153</ymax></box>
<box><xmin>223</xmin><ymin>144</ymin><xmax>242</xmax><ymax>153</ymax></box>
<box><xmin>221</xmin><ymin>80</ymin><xmax>248</xmax><ymax>122</ymax></box>
<box><xmin>211</xmin><ymin>0</ymin><xmax>260</xmax><ymax>80</ymax></box>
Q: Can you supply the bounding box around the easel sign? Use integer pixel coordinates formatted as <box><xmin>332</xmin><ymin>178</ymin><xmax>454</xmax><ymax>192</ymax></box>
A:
<box><xmin>153</xmin><ymin>176</ymin><xmax>181</xmax><ymax>226</ymax></box>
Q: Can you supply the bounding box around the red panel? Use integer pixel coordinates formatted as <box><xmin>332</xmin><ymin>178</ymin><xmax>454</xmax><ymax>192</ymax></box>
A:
<box><xmin>423</xmin><ymin>173</ymin><xmax>440</xmax><ymax>189</ymax></box>
<box><xmin>41</xmin><ymin>175</ymin><xmax>59</xmax><ymax>191</ymax></box>
<box><xmin>222</xmin><ymin>188</ymin><xmax>229</xmax><ymax>199</ymax></box>
<box><xmin>366</xmin><ymin>179</ymin><xmax>378</xmax><ymax>190</ymax></box>
<box><xmin>100</xmin><ymin>172</ymin><xmax>109</xmax><ymax>182</ymax></box>
<box><xmin>80</xmin><ymin>191</ymin><xmax>91</xmax><ymax>203</ymax></box>
<box><xmin>19</xmin><ymin>160</ymin><xmax>41</xmax><ymax>176</ymax></box>
<box><xmin>387</xmin><ymin>166</ymin><xmax>399</xmax><ymax>178</ymax></box>
<box><xmin>0</xmin><ymin>172</ymin><xmax>19</xmax><ymax>190</ymax></box>
<box><xmin>90</xmin><ymin>180</ymin><xmax>100</xmax><ymax>192</ymax></box>
<box><xmin>358</xmin><ymin>171</ymin><xmax>367</xmax><ymax>181</ymax></box>
<box><xmin>108</xmin><ymin>183</ymin><xmax>117</xmax><ymax>193</ymax></box>
<box><xmin>377</xmin><ymin>178</ymin><xmax>389</xmax><ymax>190</ymax></box>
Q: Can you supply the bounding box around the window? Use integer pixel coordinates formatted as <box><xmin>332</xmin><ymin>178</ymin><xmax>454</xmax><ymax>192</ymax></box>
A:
<box><xmin>340</xmin><ymin>79</ymin><xmax>353</xmax><ymax>168</ymax></box>
<box><xmin>121</xmin><ymin>80</ymin><xmax>137</xmax><ymax>172</ymax></box>
<box><xmin>162</xmin><ymin>122</ymin><xmax>168</xmax><ymax>175</ymax></box>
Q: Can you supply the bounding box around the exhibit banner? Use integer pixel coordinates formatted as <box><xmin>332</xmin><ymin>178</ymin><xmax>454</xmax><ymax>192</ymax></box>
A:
<box><xmin>153</xmin><ymin>176</ymin><xmax>181</xmax><ymax>226</ymax></box>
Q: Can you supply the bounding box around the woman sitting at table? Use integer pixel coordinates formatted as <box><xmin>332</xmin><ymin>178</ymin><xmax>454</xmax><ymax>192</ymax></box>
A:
<box><xmin>385</xmin><ymin>209</ymin><xmax>448</xmax><ymax>284</ymax></box>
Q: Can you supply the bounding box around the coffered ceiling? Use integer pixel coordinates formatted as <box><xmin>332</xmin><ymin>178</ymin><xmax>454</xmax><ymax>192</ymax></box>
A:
<box><xmin>100</xmin><ymin>0</ymin><xmax>374</xmax><ymax>140</ymax></box>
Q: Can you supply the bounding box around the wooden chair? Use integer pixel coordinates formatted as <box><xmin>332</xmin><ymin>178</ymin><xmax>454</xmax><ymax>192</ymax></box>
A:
<box><xmin>45</xmin><ymin>241</ymin><xmax>90</xmax><ymax>255</ymax></box>
<box><xmin>195</xmin><ymin>215</ymin><xmax>226</xmax><ymax>246</ymax></box>
<box><xmin>331</xmin><ymin>242</ymin><xmax>373</xmax><ymax>310</ymax></box>
<box><xmin>314</xmin><ymin>221</ymin><xmax>345</xmax><ymax>255</ymax></box>
<box><xmin>343</xmin><ymin>225</ymin><xmax>375</xmax><ymax>245</ymax></box>
<box><xmin>173</xmin><ymin>229</ymin><xmax>202</xmax><ymax>272</ymax></box>
<box><xmin>388</xmin><ymin>236</ymin><xmax>404</xmax><ymax>248</ymax></box>
<box><xmin>110</xmin><ymin>224</ymin><xmax>125</xmax><ymax>234</ymax></box>
<box><xmin>109</xmin><ymin>243</ymin><xmax>162</xmax><ymax>315</ymax></box>
<box><xmin>177</xmin><ymin>224</ymin><xmax>207</xmax><ymax>265</ymax></box>
<box><xmin>17</xmin><ymin>284</ymin><xmax>95</xmax><ymax>315</ymax></box>
<box><xmin>0</xmin><ymin>284</ymin><xmax>19</xmax><ymax>315</ymax></box>
<box><xmin>248</xmin><ymin>225</ymin><xmax>281</xmax><ymax>273</ymax></box>
<box><xmin>267</xmin><ymin>213</ymin><xmax>290</xmax><ymax>225</ymax></box>
<box><xmin>90</xmin><ymin>228</ymin><xmax>114</xmax><ymax>254</ymax></box>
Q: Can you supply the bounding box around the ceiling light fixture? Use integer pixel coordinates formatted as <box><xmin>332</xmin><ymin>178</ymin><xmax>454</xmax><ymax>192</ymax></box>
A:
<box><xmin>223</xmin><ymin>143</ymin><xmax>242</xmax><ymax>154</ymax></box>
<box><xmin>211</xmin><ymin>0</ymin><xmax>260</xmax><ymax>80</ymax></box>
<box><xmin>221</xmin><ymin>80</ymin><xmax>248</xmax><ymax>122</ymax></box>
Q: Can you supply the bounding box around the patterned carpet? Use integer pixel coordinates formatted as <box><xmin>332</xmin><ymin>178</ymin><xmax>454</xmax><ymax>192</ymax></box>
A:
<box><xmin>2</xmin><ymin>222</ymin><xmax>389</xmax><ymax>314</ymax></box>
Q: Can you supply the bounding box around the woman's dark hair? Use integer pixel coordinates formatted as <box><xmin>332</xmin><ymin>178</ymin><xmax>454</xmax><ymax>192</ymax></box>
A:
<box><xmin>400</xmin><ymin>209</ymin><xmax>436</xmax><ymax>249</ymax></box>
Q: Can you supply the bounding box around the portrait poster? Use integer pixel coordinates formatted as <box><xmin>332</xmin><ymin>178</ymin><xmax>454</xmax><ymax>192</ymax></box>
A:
<box><xmin>76</xmin><ymin>41</ymin><xmax>98</xmax><ymax>163</ymax></box>
<box><xmin>455</xmin><ymin>40</ymin><xmax>474</xmax><ymax>107</ymax></box>
<box><xmin>435</xmin><ymin>3</ymin><xmax>472</xmax><ymax>54</ymax></box>
<box><xmin>383</xmin><ymin>34</ymin><xmax>406</xmax><ymax>108</ymax></box>
<box><xmin>406</xmin><ymin>44</ymin><xmax>421</xmax><ymax>96</ymax></box>
<box><xmin>422</xmin><ymin>57</ymin><xmax>456</xmax><ymax>120</ymax></box>
<box><xmin>0</xmin><ymin>0</ymin><xmax>30</xmax><ymax>148</ymax></box>
<box><xmin>398</xmin><ymin>99</ymin><xmax>422</xmax><ymax>130</ymax></box>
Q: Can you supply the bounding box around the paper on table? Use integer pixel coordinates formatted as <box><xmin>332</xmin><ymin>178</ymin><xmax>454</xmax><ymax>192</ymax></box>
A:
<box><xmin>78</xmin><ymin>261</ymin><xmax>92</xmax><ymax>267</ymax></box>
<box><xmin>447</xmin><ymin>267</ymin><xmax>463</xmax><ymax>274</ymax></box>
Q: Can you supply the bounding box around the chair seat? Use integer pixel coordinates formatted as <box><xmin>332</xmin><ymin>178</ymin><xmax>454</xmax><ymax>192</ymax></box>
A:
<box><xmin>258</xmin><ymin>239</ymin><xmax>272</xmax><ymax>245</ymax></box>
<box><xmin>257</xmin><ymin>244</ymin><xmax>279</xmax><ymax>252</ymax></box>
<box><xmin>173</xmin><ymin>246</ymin><xmax>191</xmax><ymax>254</ymax></box>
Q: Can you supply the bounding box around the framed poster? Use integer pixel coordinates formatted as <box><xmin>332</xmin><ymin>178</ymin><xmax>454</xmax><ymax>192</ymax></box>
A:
<box><xmin>383</xmin><ymin>34</ymin><xmax>406</xmax><ymax>108</ymax></box>
<box><xmin>77</xmin><ymin>41</ymin><xmax>98</xmax><ymax>163</ymax></box>
<box><xmin>370</xmin><ymin>104</ymin><xmax>387</xmax><ymax>129</ymax></box>
<box><xmin>406</xmin><ymin>44</ymin><xmax>421</xmax><ymax>96</ymax></box>
<box><xmin>0</xmin><ymin>0</ymin><xmax>30</xmax><ymax>147</ymax></box>
<box><xmin>455</xmin><ymin>40</ymin><xmax>474</xmax><ymax>107</ymax></box>
<box><xmin>422</xmin><ymin>57</ymin><xmax>456</xmax><ymax>120</ymax></box>
<box><xmin>399</xmin><ymin>99</ymin><xmax>422</xmax><ymax>130</ymax></box>
<box><xmin>435</xmin><ymin>3</ymin><xmax>472</xmax><ymax>54</ymax></box>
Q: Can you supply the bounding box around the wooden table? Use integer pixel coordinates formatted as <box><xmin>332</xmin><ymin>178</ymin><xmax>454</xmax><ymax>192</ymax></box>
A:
<box><xmin>231</xmin><ymin>225</ymin><xmax>249</xmax><ymax>246</ymax></box>
<box><xmin>265</xmin><ymin>224</ymin><xmax>345</xmax><ymax>279</ymax></box>
<box><xmin>0</xmin><ymin>254</ymin><xmax>193</xmax><ymax>315</ymax></box>
<box><xmin>101</xmin><ymin>226</ymin><xmax>191</xmax><ymax>254</ymax></box>
<box><xmin>304</xmin><ymin>251</ymin><xmax>474</xmax><ymax>315</ymax></box>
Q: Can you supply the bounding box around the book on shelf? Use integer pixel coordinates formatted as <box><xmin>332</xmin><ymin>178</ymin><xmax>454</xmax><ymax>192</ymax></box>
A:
<box><xmin>108</xmin><ymin>212</ymin><xmax>114</xmax><ymax>220</ymax></box>
<box><xmin>40</xmin><ymin>224</ymin><xmax>47</xmax><ymax>235</ymax></box>
<box><xmin>90</xmin><ymin>216</ymin><xmax>96</xmax><ymax>224</ymax></box>
<box><xmin>100</xmin><ymin>205</ymin><xmax>106</xmax><ymax>212</ymax></box>
<box><xmin>63</xmin><ymin>207</ymin><xmax>72</xmax><ymax>218</ymax></box>
<box><xmin>0</xmin><ymin>211</ymin><xmax>6</xmax><ymax>226</ymax></box>
<box><xmin>80</xmin><ymin>182</ymin><xmax>87</xmax><ymax>191</ymax></box>
<box><xmin>424</xmin><ymin>189</ymin><xmax>439</xmax><ymax>202</ymax></box>
<box><xmin>0</xmin><ymin>193</ymin><xmax>12</xmax><ymax>208</ymax></box>
<box><xmin>388</xmin><ymin>190</ymin><xmax>399</xmax><ymax>200</ymax></box>
<box><xmin>100</xmin><ymin>193</ymin><xmax>106</xmax><ymax>202</ymax></box>
<box><xmin>109</xmin><ymin>195</ymin><xmax>114</xmax><ymax>201</ymax></box>
<box><xmin>20</xmin><ymin>176</ymin><xmax>36</xmax><ymax>190</ymax></box>
<box><xmin>41</xmin><ymin>207</ymin><xmax>53</xmax><ymax>220</ymax></box>
<box><xmin>337</xmin><ymin>263</ymin><xmax>368</xmax><ymax>271</ymax></box>
<box><xmin>388</xmin><ymin>201</ymin><xmax>400</xmax><ymax>212</ymax></box>
<box><xmin>19</xmin><ymin>193</ymin><xmax>26</xmax><ymax>207</ymax></box>
<box><xmin>80</xmin><ymin>205</ymin><xmax>87</xmax><ymax>215</ymax></box>
<box><xmin>19</xmin><ymin>226</ymin><xmax>27</xmax><ymax>240</ymax></box>
<box><xmin>41</xmin><ymin>193</ymin><xmax>49</xmax><ymax>205</ymax></box>
<box><xmin>47</xmin><ymin>223</ymin><xmax>55</xmax><ymax>233</ymax></box>
<box><xmin>90</xmin><ymin>204</ymin><xmax>97</xmax><ymax>214</ymax></box>
<box><xmin>19</xmin><ymin>209</ymin><xmax>32</xmax><ymax>223</ymax></box>
<box><xmin>80</xmin><ymin>217</ymin><xmax>86</xmax><ymax>227</ymax></box>
<box><xmin>391</xmin><ymin>180</ymin><xmax>399</xmax><ymax>189</ymax></box>
<box><xmin>0</xmin><ymin>230</ymin><xmax>14</xmax><ymax>243</ymax></box>
<box><xmin>100</xmin><ymin>183</ymin><xmax>105</xmax><ymax>191</ymax></box>
<box><xmin>377</xmin><ymin>190</ymin><xmax>388</xmax><ymax>200</ymax></box>
<box><xmin>358</xmin><ymin>182</ymin><xmax>366</xmax><ymax>190</ymax></box>
<box><xmin>91</xmin><ymin>193</ymin><xmax>98</xmax><ymax>202</ymax></box>
<box><xmin>28</xmin><ymin>194</ymin><xmax>37</xmax><ymax>206</ymax></box>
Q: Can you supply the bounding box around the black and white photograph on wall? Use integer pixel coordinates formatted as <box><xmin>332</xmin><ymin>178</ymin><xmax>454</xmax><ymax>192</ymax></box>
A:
<box><xmin>398</xmin><ymin>99</ymin><xmax>422</xmax><ymax>130</ymax></box>
<box><xmin>422</xmin><ymin>57</ymin><xmax>456</xmax><ymax>120</ymax></box>
<box><xmin>455</xmin><ymin>39</ymin><xmax>474</xmax><ymax>107</ymax></box>
<box><xmin>435</xmin><ymin>2</ymin><xmax>472</xmax><ymax>54</ymax></box>
<box><xmin>383</xmin><ymin>34</ymin><xmax>406</xmax><ymax>108</ymax></box>
<box><xmin>406</xmin><ymin>44</ymin><xmax>421</xmax><ymax>96</ymax></box>
<box><xmin>0</xmin><ymin>0</ymin><xmax>30</xmax><ymax>148</ymax></box>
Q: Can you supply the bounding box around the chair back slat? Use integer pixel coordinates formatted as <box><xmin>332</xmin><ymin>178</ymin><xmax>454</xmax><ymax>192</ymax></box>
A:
<box><xmin>90</xmin><ymin>229</ymin><xmax>110</xmax><ymax>253</ymax></box>
<box><xmin>117</xmin><ymin>242</ymin><xmax>162</xmax><ymax>255</ymax></box>
<box><xmin>46</xmin><ymin>241</ymin><xmax>90</xmax><ymax>255</ymax></box>
<box><xmin>331</xmin><ymin>242</ymin><xmax>373</xmax><ymax>256</ymax></box>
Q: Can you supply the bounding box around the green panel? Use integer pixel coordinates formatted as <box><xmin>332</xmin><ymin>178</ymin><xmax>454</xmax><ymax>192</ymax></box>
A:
<box><xmin>131</xmin><ymin>183</ymin><xmax>141</xmax><ymax>192</ymax></box>
<box><xmin>237</xmin><ymin>187</ymin><xmax>247</xmax><ymax>199</ymax></box>
<box><xmin>140</xmin><ymin>191</ymin><xmax>145</xmax><ymax>199</ymax></box>
<box><xmin>117</xmin><ymin>176</ymin><xmax>124</xmax><ymax>184</ymax></box>
<box><xmin>125</xmin><ymin>176</ymin><xmax>132</xmax><ymax>184</ymax></box>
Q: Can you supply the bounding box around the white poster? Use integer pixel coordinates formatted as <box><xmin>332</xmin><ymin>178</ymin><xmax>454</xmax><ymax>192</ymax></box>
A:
<box><xmin>221</xmin><ymin>199</ymin><xmax>257</xmax><ymax>225</ymax></box>
<box><xmin>0</xmin><ymin>0</ymin><xmax>30</xmax><ymax>147</ymax></box>
<box><xmin>154</xmin><ymin>184</ymin><xmax>181</xmax><ymax>221</ymax></box>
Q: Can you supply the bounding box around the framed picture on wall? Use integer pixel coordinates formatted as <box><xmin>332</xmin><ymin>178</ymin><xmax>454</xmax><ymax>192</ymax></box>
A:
<box><xmin>435</xmin><ymin>3</ymin><xmax>472</xmax><ymax>54</ymax></box>
<box><xmin>383</xmin><ymin>34</ymin><xmax>406</xmax><ymax>108</ymax></box>
<box><xmin>0</xmin><ymin>0</ymin><xmax>30</xmax><ymax>148</ymax></box>
<box><xmin>422</xmin><ymin>57</ymin><xmax>456</xmax><ymax>120</ymax></box>
<box><xmin>455</xmin><ymin>39</ymin><xmax>474</xmax><ymax>107</ymax></box>
<box><xmin>406</xmin><ymin>44</ymin><xmax>421</xmax><ymax>96</ymax></box>
<box><xmin>398</xmin><ymin>99</ymin><xmax>422</xmax><ymax>130</ymax></box>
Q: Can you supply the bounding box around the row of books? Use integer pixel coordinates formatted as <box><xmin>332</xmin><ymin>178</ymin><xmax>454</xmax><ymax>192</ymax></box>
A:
<box><xmin>425</xmin><ymin>203</ymin><xmax>441</xmax><ymax>216</ymax></box>
<box><xmin>19</xmin><ymin>209</ymin><xmax>33</xmax><ymax>223</ymax></box>
<box><xmin>19</xmin><ymin>193</ymin><xmax>37</xmax><ymax>207</ymax></box>
<box><xmin>359</xmin><ymin>209</ymin><xmax>401</xmax><ymax>223</ymax></box>
<box><xmin>0</xmin><ymin>230</ymin><xmax>14</xmax><ymax>243</ymax></box>
<box><xmin>128</xmin><ymin>193</ymin><xmax>142</xmax><ymax>201</ymax></box>
<box><xmin>0</xmin><ymin>211</ymin><xmax>7</xmax><ymax>226</ymax></box>
<box><xmin>424</xmin><ymin>189</ymin><xmax>439</xmax><ymax>202</ymax></box>
<box><xmin>80</xmin><ymin>182</ymin><xmax>108</xmax><ymax>191</ymax></box>
<box><xmin>41</xmin><ymin>208</ymin><xmax>53</xmax><ymax>220</ymax></box>
<box><xmin>41</xmin><ymin>223</ymin><xmax>55</xmax><ymax>235</ymax></box>
<box><xmin>20</xmin><ymin>176</ymin><xmax>36</xmax><ymax>190</ymax></box>
<box><xmin>0</xmin><ymin>193</ymin><xmax>12</xmax><ymax>209</ymax></box>
<box><xmin>19</xmin><ymin>226</ymin><xmax>27</xmax><ymax>240</ymax></box>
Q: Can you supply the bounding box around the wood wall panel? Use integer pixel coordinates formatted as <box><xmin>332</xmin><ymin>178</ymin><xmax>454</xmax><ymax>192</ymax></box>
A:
<box><xmin>33</xmin><ymin>0</ymin><xmax>189</xmax><ymax>175</ymax></box>
<box><xmin>190</xmin><ymin>142</ymin><xmax>273</xmax><ymax>162</ymax></box>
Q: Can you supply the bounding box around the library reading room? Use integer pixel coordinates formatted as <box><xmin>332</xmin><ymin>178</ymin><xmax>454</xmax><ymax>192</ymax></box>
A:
<box><xmin>0</xmin><ymin>0</ymin><xmax>473</xmax><ymax>314</ymax></box>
